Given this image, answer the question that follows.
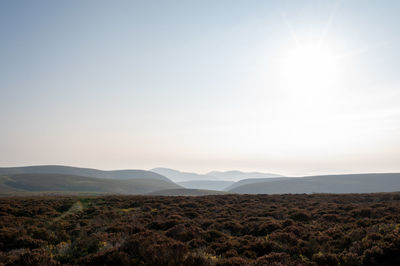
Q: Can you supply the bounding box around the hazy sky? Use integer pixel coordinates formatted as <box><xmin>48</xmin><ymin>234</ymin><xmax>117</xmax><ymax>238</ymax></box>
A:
<box><xmin>1</xmin><ymin>0</ymin><xmax>400</xmax><ymax>176</ymax></box>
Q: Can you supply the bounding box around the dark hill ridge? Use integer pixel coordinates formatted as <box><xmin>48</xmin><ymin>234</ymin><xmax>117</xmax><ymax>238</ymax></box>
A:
<box><xmin>0</xmin><ymin>165</ymin><xmax>171</xmax><ymax>182</ymax></box>
<box><xmin>0</xmin><ymin>173</ymin><xmax>181</xmax><ymax>195</ymax></box>
<box><xmin>229</xmin><ymin>173</ymin><xmax>400</xmax><ymax>194</ymax></box>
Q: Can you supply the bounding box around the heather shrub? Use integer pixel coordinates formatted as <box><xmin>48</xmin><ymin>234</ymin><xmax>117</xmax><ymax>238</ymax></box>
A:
<box><xmin>1</xmin><ymin>193</ymin><xmax>400</xmax><ymax>265</ymax></box>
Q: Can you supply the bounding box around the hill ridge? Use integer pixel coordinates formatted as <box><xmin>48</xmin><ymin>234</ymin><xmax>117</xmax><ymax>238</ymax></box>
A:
<box><xmin>229</xmin><ymin>173</ymin><xmax>400</xmax><ymax>194</ymax></box>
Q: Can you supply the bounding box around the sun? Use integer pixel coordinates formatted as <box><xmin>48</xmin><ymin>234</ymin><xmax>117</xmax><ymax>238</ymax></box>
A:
<box><xmin>280</xmin><ymin>42</ymin><xmax>340</xmax><ymax>94</ymax></box>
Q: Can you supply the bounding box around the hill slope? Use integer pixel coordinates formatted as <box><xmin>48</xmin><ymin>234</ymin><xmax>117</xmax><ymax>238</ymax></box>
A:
<box><xmin>147</xmin><ymin>188</ymin><xmax>228</xmax><ymax>196</ymax></box>
<box><xmin>229</xmin><ymin>173</ymin><xmax>400</xmax><ymax>194</ymax></box>
<box><xmin>225</xmin><ymin>177</ymin><xmax>290</xmax><ymax>191</ymax></box>
<box><xmin>207</xmin><ymin>170</ymin><xmax>284</xmax><ymax>181</ymax></box>
<box><xmin>177</xmin><ymin>180</ymin><xmax>234</xmax><ymax>191</ymax></box>
<box><xmin>0</xmin><ymin>173</ymin><xmax>181</xmax><ymax>195</ymax></box>
<box><xmin>0</xmin><ymin>165</ymin><xmax>171</xmax><ymax>182</ymax></box>
<box><xmin>150</xmin><ymin>168</ymin><xmax>219</xmax><ymax>182</ymax></box>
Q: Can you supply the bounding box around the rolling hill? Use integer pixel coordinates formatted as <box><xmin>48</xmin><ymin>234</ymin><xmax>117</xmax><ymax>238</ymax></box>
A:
<box><xmin>147</xmin><ymin>188</ymin><xmax>228</xmax><ymax>196</ymax></box>
<box><xmin>229</xmin><ymin>173</ymin><xmax>400</xmax><ymax>194</ymax></box>
<box><xmin>0</xmin><ymin>173</ymin><xmax>181</xmax><ymax>195</ymax></box>
<box><xmin>0</xmin><ymin>165</ymin><xmax>171</xmax><ymax>182</ymax></box>
<box><xmin>207</xmin><ymin>170</ymin><xmax>285</xmax><ymax>181</ymax></box>
<box><xmin>177</xmin><ymin>180</ymin><xmax>235</xmax><ymax>191</ymax></box>
<box><xmin>150</xmin><ymin>168</ymin><xmax>219</xmax><ymax>182</ymax></box>
<box><xmin>225</xmin><ymin>177</ymin><xmax>290</xmax><ymax>191</ymax></box>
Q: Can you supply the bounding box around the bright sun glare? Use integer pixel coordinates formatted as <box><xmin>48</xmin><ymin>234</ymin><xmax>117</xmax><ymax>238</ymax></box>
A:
<box><xmin>271</xmin><ymin>37</ymin><xmax>353</xmax><ymax>149</ymax></box>
<box><xmin>281</xmin><ymin>42</ymin><xmax>340</xmax><ymax>91</ymax></box>
<box><xmin>277</xmin><ymin>40</ymin><xmax>344</xmax><ymax>107</ymax></box>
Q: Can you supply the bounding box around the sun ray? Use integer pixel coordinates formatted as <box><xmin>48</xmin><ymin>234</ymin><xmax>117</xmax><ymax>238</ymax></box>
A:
<box><xmin>280</xmin><ymin>11</ymin><xmax>299</xmax><ymax>47</ymax></box>
<box><xmin>335</xmin><ymin>41</ymin><xmax>389</xmax><ymax>59</ymax></box>
<box><xmin>318</xmin><ymin>0</ymin><xmax>343</xmax><ymax>48</ymax></box>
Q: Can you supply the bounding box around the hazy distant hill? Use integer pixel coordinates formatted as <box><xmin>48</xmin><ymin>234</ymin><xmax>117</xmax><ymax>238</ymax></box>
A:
<box><xmin>0</xmin><ymin>165</ymin><xmax>171</xmax><ymax>182</ymax></box>
<box><xmin>0</xmin><ymin>173</ymin><xmax>181</xmax><ymax>195</ymax></box>
<box><xmin>178</xmin><ymin>180</ymin><xmax>234</xmax><ymax>191</ymax></box>
<box><xmin>150</xmin><ymin>168</ymin><xmax>220</xmax><ymax>182</ymax></box>
<box><xmin>151</xmin><ymin>168</ymin><xmax>284</xmax><ymax>183</ymax></box>
<box><xmin>207</xmin><ymin>170</ymin><xmax>285</xmax><ymax>181</ymax></box>
<box><xmin>147</xmin><ymin>188</ymin><xmax>228</xmax><ymax>196</ymax></box>
<box><xmin>225</xmin><ymin>177</ymin><xmax>290</xmax><ymax>191</ymax></box>
<box><xmin>229</xmin><ymin>173</ymin><xmax>400</xmax><ymax>194</ymax></box>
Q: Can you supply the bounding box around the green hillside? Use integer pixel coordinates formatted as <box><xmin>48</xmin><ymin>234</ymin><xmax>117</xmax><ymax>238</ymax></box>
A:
<box><xmin>0</xmin><ymin>165</ymin><xmax>171</xmax><ymax>182</ymax></box>
<box><xmin>0</xmin><ymin>173</ymin><xmax>181</xmax><ymax>195</ymax></box>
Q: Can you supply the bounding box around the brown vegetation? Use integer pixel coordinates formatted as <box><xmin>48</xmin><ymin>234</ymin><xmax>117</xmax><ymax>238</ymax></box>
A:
<box><xmin>1</xmin><ymin>193</ymin><xmax>400</xmax><ymax>265</ymax></box>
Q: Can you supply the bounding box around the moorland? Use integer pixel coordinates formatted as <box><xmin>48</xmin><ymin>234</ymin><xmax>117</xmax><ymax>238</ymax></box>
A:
<box><xmin>1</xmin><ymin>193</ymin><xmax>400</xmax><ymax>265</ymax></box>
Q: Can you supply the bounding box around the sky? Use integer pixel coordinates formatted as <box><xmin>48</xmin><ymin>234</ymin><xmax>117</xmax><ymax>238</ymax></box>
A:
<box><xmin>1</xmin><ymin>0</ymin><xmax>400</xmax><ymax>176</ymax></box>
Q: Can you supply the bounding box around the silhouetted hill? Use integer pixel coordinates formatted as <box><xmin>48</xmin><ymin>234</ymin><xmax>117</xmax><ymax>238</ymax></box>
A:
<box><xmin>0</xmin><ymin>165</ymin><xmax>171</xmax><ymax>182</ymax></box>
<box><xmin>0</xmin><ymin>173</ymin><xmax>181</xmax><ymax>195</ymax></box>
<box><xmin>229</xmin><ymin>173</ymin><xmax>400</xmax><ymax>194</ymax></box>
<box><xmin>177</xmin><ymin>180</ymin><xmax>234</xmax><ymax>191</ymax></box>
<box><xmin>147</xmin><ymin>188</ymin><xmax>228</xmax><ymax>196</ymax></box>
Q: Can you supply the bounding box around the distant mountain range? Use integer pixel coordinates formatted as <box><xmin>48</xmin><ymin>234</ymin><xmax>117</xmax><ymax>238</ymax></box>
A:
<box><xmin>150</xmin><ymin>168</ymin><xmax>285</xmax><ymax>191</ymax></box>
<box><xmin>1</xmin><ymin>165</ymin><xmax>400</xmax><ymax>196</ymax></box>
<box><xmin>150</xmin><ymin>168</ymin><xmax>218</xmax><ymax>182</ymax></box>
<box><xmin>151</xmin><ymin>168</ymin><xmax>284</xmax><ymax>182</ymax></box>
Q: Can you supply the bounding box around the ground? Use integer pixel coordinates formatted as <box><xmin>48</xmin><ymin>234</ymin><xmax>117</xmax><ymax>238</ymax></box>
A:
<box><xmin>1</xmin><ymin>193</ymin><xmax>400</xmax><ymax>265</ymax></box>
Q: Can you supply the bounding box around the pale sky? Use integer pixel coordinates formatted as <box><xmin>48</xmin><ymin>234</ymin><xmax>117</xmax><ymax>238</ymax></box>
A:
<box><xmin>1</xmin><ymin>0</ymin><xmax>400</xmax><ymax>176</ymax></box>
